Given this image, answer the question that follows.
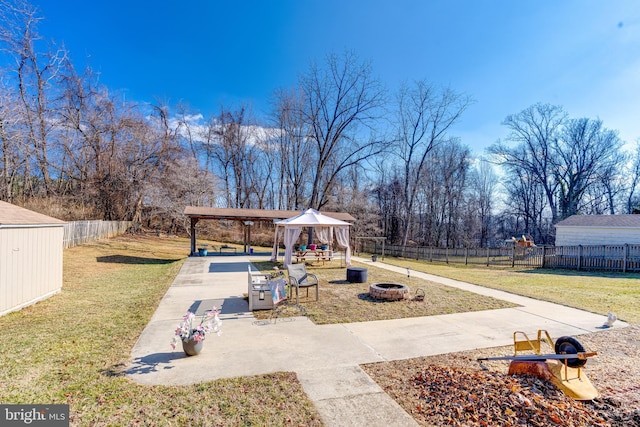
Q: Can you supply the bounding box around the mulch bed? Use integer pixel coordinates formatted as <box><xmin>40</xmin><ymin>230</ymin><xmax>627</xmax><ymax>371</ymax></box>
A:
<box><xmin>362</xmin><ymin>325</ymin><xmax>640</xmax><ymax>426</ymax></box>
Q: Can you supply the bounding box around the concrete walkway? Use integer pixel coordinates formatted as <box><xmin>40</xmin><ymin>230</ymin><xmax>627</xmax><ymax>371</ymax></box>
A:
<box><xmin>127</xmin><ymin>255</ymin><xmax>627</xmax><ymax>427</ymax></box>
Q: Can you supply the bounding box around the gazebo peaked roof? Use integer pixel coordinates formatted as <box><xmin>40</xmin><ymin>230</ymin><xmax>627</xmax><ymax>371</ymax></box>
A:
<box><xmin>275</xmin><ymin>208</ymin><xmax>352</xmax><ymax>227</ymax></box>
<box><xmin>273</xmin><ymin>209</ymin><xmax>352</xmax><ymax>266</ymax></box>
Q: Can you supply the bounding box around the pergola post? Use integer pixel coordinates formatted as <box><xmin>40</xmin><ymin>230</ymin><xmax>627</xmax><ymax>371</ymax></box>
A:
<box><xmin>190</xmin><ymin>218</ymin><xmax>199</xmax><ymax>255</ymax></box>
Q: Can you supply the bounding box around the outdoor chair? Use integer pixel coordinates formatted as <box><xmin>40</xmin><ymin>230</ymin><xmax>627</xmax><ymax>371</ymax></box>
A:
<box><xmin>286</xmin><ymin>263</ymin><xmax>319</xmax><ymax>304</ymax></box>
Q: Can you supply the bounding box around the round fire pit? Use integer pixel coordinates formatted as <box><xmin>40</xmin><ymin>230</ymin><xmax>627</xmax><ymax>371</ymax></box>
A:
<box><xmin>369</xmin><ymin>283</ymin><xmax>410</xmax><ymax>301</ymax></box>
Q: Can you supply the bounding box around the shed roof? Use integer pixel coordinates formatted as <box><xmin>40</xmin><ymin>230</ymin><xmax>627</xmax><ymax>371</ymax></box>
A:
<box><xmin>555</xmin><ymin>214</ymin><xmax>640</xmax><ymax>228</ymax></box>
<box><xmin>183</xmin><ymin>206</ymin><xmax>355</xmax><ymax>222</ymax></box>
<box><xmin>0</xmin><ymin>201</ymin><xmax>66</xmax><ymax>226</ymax></box>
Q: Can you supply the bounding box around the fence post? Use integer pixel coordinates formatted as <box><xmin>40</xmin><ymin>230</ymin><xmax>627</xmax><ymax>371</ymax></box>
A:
<box><xmin>486</xmin><ymin>247</ymin><xmax>490</xmax><ymax>266</ymax></box>
<box><xmin>624</xmin><ymin>244</ymin><xmax>628</xmax><ymax>273</ymax></box>
<box><xmin>542</xmin><ymin>246</ymin><xmax>546</xmax><ymax>268</ymax></box>
<box><xmin>578</xmin><ymin>245</ymin><xmax>582</xmax><ymax>270</ymax></box>
<box><xmin>446</xmin><ymin>247</ymin><xmax>449</xmax><ymax>264</ymax></box>
<box><xmin>511</xmin><ymin>245</ymin><xmax>515</xmax><ymax>268</ymax></box>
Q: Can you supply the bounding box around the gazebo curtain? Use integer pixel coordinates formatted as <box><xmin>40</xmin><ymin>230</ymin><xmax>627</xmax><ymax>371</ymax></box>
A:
<box><xmin>283</xmin><ymin>226</ymin><xmax>303</xmax><ymax>266</ymax></box>
<box><xmin>315</xmin><ymin>227</ymin><xmax>332</xmax><ymax>244</ymax></box>
<box><xmin>335</xmin><ymin>226</ymin><xmax>351</xmax><ymax>265</ymax></box>
<box><xmin>270</xmin><ymin>226</ymin><xmax>282</xmax><ymax>262</ymax></box>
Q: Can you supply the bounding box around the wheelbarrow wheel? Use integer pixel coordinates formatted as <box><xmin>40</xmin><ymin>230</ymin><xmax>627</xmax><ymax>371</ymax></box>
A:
<box><xmin>555</xmin><ymin>336</ymin><xmax>587</xmax><ymax>368</ymax></box>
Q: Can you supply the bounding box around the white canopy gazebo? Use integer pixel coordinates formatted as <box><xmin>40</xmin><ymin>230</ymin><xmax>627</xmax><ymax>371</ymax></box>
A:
<box><xmin>271</xmin><ymin>208</ymin><xmax>352</xmax><ymax>266</ymax></box>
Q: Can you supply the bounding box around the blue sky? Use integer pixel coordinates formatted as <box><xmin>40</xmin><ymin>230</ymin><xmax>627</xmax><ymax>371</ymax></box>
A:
<box><xmin>34</xmin><ymin>0</ymin><xmax>639</xmax><ymax>154</ymax></box>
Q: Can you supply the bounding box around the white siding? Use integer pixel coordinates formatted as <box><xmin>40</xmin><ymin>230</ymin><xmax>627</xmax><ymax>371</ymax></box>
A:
<box><xmin>0</xmin><ymin>225</ymin><xmax>63</xmax><ymax>316</ymax></box>
<box><xmin>555</xmin><ymin>226</ymin><xmax>640</xmax><ymax>246</ymax></box>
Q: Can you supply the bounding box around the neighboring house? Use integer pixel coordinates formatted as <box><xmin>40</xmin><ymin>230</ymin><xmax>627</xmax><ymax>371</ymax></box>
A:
<box><xmin>0</xmin><ymin>201</ymin><xmax>66</xmax><ymax>316</ymax></box>
<box><xmin>555</xmin><ymin>214</ymin><xmax>640</xmax><ymax>246</ymax></box>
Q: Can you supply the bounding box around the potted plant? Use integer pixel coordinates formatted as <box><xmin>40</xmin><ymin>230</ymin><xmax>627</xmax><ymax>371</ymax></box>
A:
<box><xmin>171</xmin><ymin>306</ymin><xmax>222</xmax><ymax>356</ymax></box>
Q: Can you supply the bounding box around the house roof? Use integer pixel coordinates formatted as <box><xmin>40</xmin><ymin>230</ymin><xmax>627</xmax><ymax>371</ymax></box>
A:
<box><xmin>555</xmin><ymin>214</ymin><xmax>640</xmax><ymax>228</ymax></box>
<box><xmin>0</xmin><ymin>201</ymin><xmax>66</xmax><ymax>226</ymax></box>
<box><xmin>183</xmin><ymin>206</ymin><xmax>355</xmax><ymax>222</ymax></box>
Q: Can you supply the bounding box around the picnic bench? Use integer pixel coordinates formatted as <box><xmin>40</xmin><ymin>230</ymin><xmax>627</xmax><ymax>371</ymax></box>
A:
<box><xmin>219</xmin><ymin>245</ymin><xmax>237</xmax><ymax>254</ymax></box>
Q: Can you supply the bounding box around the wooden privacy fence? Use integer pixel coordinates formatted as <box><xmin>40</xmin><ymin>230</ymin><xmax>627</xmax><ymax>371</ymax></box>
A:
<box><xmin>359</xmin><ymin>241</ymin><xmax>640</xmax><ymax>273</ymax></box>
<box><xmin>63</xmin><ymin>220</ymin><xmax>133</xmax><ymax>248</ymax></box>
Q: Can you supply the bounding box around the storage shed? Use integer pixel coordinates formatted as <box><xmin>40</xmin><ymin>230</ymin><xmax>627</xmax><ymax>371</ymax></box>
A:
<box><xmin>555</xmin><ymin>214</ymin><xmax>640</xmax><ymax>246</ymax></box>
<box><xmin>0</xmin><ymin>201</ymin><xmax>66</xmax><ymax>316</ymax></box>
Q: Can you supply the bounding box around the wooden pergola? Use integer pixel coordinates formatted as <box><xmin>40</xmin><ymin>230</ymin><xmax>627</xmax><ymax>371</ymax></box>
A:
<box><xmin>183</xmin><ymin>207</ymin><xmax>355</xmax><ymax>255</ymax></box>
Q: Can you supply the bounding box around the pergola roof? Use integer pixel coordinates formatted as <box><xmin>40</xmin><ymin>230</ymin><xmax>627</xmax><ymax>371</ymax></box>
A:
<box><xmin>184</xmin><ymin>207</ymin><xmax>355</xmax><ymax>255</ymax></box>
<box><xmin>183</xmin><ymin>206</ymin><xmax>355</xmax><ymax>222</ymax></box>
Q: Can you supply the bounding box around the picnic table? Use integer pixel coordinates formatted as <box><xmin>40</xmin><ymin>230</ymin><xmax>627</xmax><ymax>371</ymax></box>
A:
<box><xmin>295</xmin><ymin>249</ymin><xmax>333</xmax><ymax>265</ymax></box>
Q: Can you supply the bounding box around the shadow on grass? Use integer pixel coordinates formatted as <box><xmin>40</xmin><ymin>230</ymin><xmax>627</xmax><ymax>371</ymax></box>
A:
<box><xmin>357</xmin><ymin>292</ymin><xmax>397</xmax><ymax>303</ymax></box>
<box><xmin>328</xmin><ymin>279</ymin><xmax>351</xmax><ymax>285</ymax></box>
<box><xmin>97</xmin><ymin>255</ymin><xmax>180</xmax><ymax>264</ymax></box>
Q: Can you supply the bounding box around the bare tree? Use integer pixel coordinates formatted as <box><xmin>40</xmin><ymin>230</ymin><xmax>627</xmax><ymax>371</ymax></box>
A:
<box><xmin>393</xmin><ymin>79</ymin><xmax>472</xmax><ymax>248</ymax></box>
<box><xmin>554</xmin><ymin>118</ymin><xmax>623</xmax><ymax>218</ymax></box>
<box><xmin>297</xmin><ymin>51</ymin><xmax>387</xmax><ymax>209</ymax></box>
<box><xmin>0</xmin><ymin>0</ymin><xmax>68</xmax><ymax>196</ymax></box>
<box><xmin>0</xmin><ymin>80</ymin><xmax>25</xmax><ymax>202</ymax></box>
<box><xmin>624</xmin><ymin>140</ymin><xmax>640</xmax><ymax>214</ymax></box>
<box><xmin>208</xmin><ymin>105</ymin><xmax>257</xmax><ymax>208</ymax></box>
<box><xmin>489</xmin><ymin>103</ymin><xmax>567</xmax><ymax>224</ymax></box>
<box><xmin>467</xmin><ymin>158</ymin><xmax>497</xmax><ymax>247</ymax></box>
<box><xmin>501</xmin><ymin>157</ymin><xmax>548</xmax><ymax>243</ymax></box>
<box><xmin>270</xmin><ymin>87</ymin><xmax>314</xmax><ymax>210</ymax></box>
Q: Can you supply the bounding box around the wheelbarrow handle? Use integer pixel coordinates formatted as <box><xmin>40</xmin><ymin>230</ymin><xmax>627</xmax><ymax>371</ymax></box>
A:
<box><xmin>477</xmin><ymin>351</ymin><xmax>597</xmax><ymax>362</ymax></box>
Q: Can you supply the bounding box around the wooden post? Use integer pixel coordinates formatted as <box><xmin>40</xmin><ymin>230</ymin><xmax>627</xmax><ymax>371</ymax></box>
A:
<box><xmin>190</xmin><ymin>218</ymin><xmax>199</xmax><ymax>255</ymax></box>
<box><xmin>624</xmin><ymin>244</ymin><xmax>628</xmax><ymax>273</ymax></box>
<box><xmin>542</xmin><ymin>245</ymin><xmax>546</xmax><ymax>268</ymax></box>
<box><xmin>578</xmin><ymin>245</ymin><xmax>582</xmax><ymax>270</ymax></box>
<box><xmin>511</xmin><ymin>245</ymin><xmax>515</xmax><ymax>268</ymax></box>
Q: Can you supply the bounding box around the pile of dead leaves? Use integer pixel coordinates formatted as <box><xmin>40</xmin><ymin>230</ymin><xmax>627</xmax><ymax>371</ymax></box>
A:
<box><xmin>412</xmin><ymin>365</ymin><xmax>607</xmax><ymax>426</ymax></box>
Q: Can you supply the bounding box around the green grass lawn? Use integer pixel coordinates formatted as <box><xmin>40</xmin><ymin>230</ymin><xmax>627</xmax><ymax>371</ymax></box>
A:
<box><xmin>0</xmin><ymin>235</ymin><xmax>321</xmax><ymax>426</ymax></box>
<box><xmin>371</xmin><ymin>255</ymin><xmax>640</xmax><ymax>324</ymax></box>
<box><xmin>3</xmin><ymin>235</ymin><xmax>638</xmax><ymax>426</ymax></box>
<box><xmin>251</xmin><ymin>260</ymin><xmax>516</xmax><ymax>324</ymax></box>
